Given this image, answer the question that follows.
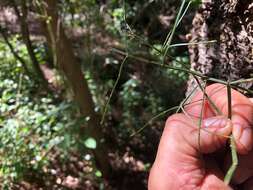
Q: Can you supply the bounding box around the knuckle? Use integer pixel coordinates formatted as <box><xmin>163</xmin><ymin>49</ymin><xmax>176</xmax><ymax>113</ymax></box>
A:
<box><xmin>165</xmin><ymin>113</ymin><xmax>188</xmax><ymax>130</ymax></box>
<box><xmin>166</xmin><ymin>113</ymin><xmax>185</xmax><ymax>124</ymax></box>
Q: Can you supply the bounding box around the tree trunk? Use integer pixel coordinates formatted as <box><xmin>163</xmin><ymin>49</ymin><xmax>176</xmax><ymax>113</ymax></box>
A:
<box><xmin>187</xmin><ymin>0</ymin><xmax>253</xmax><ymax>92</ymax></box>
<box><xmin>41</xmin><ymin>0</ymin><xmax>111</xmax><ymax>177</ymax></box>
<box><xmin>11</xmin><ymin>0</ymin><xmax>48</xmax><ymax>86</ymax></box>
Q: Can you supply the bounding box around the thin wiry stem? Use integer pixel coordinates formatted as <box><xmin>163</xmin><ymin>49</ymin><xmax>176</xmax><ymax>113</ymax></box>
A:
<box><xmin>101</xmin><ymin>1</ymin><xmax>130</xmax><ymax>125</ymax></box>
<box><xmin>100</xmin><ymin>56</ymin><xmax>128</xmax><ymax>125</ymax></box>
<box><xmin>130</xmin><ymin>105</ymin><xmax>179</xmax><ymax>137</ymax></box>
<box><xmin>119</xmin><ymin>15</ymin><xmax>253</xmax><ymax>95</ymax></box>
<box><xmin>193</xmin><ymin>76</ymin><xmax>222</xmax><ymax>115</ymax></box>
<box><xmin>176</xmin><ymin>85</ymin><xmax>199</xmax><ymax>113</ymax></box>
<box><xmin>224</xmin><ymin>81</ymin><xmax>238</xmax><ymax>185</ymax></box>
<box><xmin>197</xmin><ymin>81</ymin><xmax>207</xmax><ymax>152</ymax></box>
<box><xmin>162</xmin><ymin>0</ymin><xmax>189</xmax><ymax>64</ymax></box>
<box><xmin>169</xmin><ymin>40</ymin><xmax>217</xmax><ymax>48</ymax></box>
<box><xmin>112</xmin><ymin>48</ymin><xmax>253</xmax><ymax>95</ymax></box>
<box><xmin>175</xmin><ymin>0</ymin><xmax>192</xmax><ymax>28</ymax></box>
<box><xmin>177</xmin><ymin>85</ymin><xmax>199</xmax><ymax>130</ymax></box>
<box><xmin>131</xmin><ymin>86</ymin><xmax>205</xmax><ymax>138</ymax></box>
<box><xmin>230</xmin><ymin>78</ymin><xmax>253</xmax><ymax>85</ymax></box>
<box><xmin>227</xmin><ymin>82</ymin><xmax>232</xmax><ymax>119</ymax></box>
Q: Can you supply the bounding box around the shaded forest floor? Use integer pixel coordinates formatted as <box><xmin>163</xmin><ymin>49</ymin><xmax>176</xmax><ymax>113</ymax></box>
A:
<box><xmin>12</xmin><ymin>125</ymin><xmax>163</xmax><ymax>189</ymax></box>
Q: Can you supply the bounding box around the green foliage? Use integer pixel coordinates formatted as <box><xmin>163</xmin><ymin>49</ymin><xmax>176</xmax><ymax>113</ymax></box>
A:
<box><xmin>61</xmin><ymin>0</ymin><xmax>103</xmax><ymax>27</ymax></box>
<box><xmin>167</xmin><ymin>55</ymin><xmax>189</xmax><ymax>85</ymax></box>
<box><xmin>106</xmin><ymin>7</ymin><xmax>125</xmax><ymax>35</ymax></box>
<box><xmin>0</xmin><ymin>36</ymin><xmax>29</xmax><ymax>77</ymax></box>
<box><xmin>0</xmin><ymin>0</ymin><xmax>195</xmax><ymax>188</ymax></box>
<box><xmin>84</xmin><ymin>137</ymin><xmax>97</xmax><ymax>149</ymax></box>
<box><xmin>118</xmin><ymin>76</ymin><xmax>165</xmax><ymax>135</ymax></box>
<box><xmin>0</xmin><ymin>39</ymin><xmax>92</xmax><ymax>187</ymax></box>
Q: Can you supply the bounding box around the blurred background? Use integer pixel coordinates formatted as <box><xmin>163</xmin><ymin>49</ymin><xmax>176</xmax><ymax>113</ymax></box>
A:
<box><xmin>0</xmin><ymin>0</ymin><xmax>201</xmax><ymax>189</ymax></box>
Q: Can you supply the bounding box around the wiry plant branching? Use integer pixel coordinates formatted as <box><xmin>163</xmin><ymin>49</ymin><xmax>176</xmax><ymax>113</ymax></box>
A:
<box><xmin>101</xmin><ymin>0</ymin><xmax>253</xmax><ymax>185</ymax></box>
<box><xmin>162</xmin><ymin>0</ymin><xmax>190</xmax><ymax>65</ymax></box>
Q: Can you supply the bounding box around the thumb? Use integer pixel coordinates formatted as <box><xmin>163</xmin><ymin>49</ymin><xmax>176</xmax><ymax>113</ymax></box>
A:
<box><xmin>201</xmin><ymin>174</ymin><xmax>232</xmax><ymax>190</ymax></box>
<box><xmin>186</xmin><ymin>116</ymin><xmax>232</xmax><ymax>154</ymax></box>
<box><xmin>148</xmin><ymin>114</ymin><xmax>232</xmax><ymax>190</ymax></box>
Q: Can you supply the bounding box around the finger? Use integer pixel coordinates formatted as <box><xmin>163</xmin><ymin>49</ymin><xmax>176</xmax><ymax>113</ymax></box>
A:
<box><xmin>201</xmin><ymin>174</ymin><xmax>232</xmax><ymax>190</ymax></box>
<box><xmin>185</xmin><ymin>83</ymin><xmax>253</xmax><ymax>154</ymax></box>
<box><xmin>148</xmin><ymin>114</ymin><xmax>232</xmax><ymax>190</ymax></box>
<box><xmin>173</xmin><ymin>115</ymin><xmax>232</xmax><ymax>154</ymax></box>
<box><xmin>184</xmin><ymin>84</ymin><xmax>225</xmax><ymax>118</ymax></box>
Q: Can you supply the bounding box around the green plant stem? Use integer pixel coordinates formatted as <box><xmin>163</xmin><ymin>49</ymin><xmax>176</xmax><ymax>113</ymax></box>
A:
<box><xmin>193</xmin><ymin>76</ymin><xmax>222</xmax><ymax>115</ymax></box>
<box><xmin>224</xmin><ymin>81</ymin><xmax>238</xmax><ymax>185</ymax></box>
<box><xmin>224</xmin><ymin>136</ymin><xmax>238</xmax><ymax>185</ymax></box>
<box><xmin>169</xmin><ymin>40</ymin><xmax>217</xmax><ymax>48</ymax></box>
<box><xmin>176</xmin><ymin>85</ymin><xmax>199</xmax><ymax>113</ymax></box>
<box><xmin>100</xmin><ymin>56</ymin><xmax>128</xmax><ymax>125</ymax></box>
<box><xmin>112</xmin><ymin>48</ymin><xmax>253</xmax><ymax>95</ymax></box>
<box><xmin>197</xmin><ymin>81</ymin><xmax>206</xmax><ymax>152</ymax></box>
<box><xmin>162</xmin><ymin>0</ymin><xmax>189</xmax><ymax>64</ymax></box>
<box><xmin>230</xmin><ymin>78</ymin><xmax>253</xmax><ymax>85</ymax></box>
<box><xmin>130</xmin><ymin>105</ymin><xmax>179</xmax><ymax>137</ymax></box>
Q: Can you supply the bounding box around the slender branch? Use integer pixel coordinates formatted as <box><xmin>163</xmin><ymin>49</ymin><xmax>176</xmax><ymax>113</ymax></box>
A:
<box><xmin>224</xmin><ymin>81</ymin><xmax>238</xmax><ymax>185</ymax></box>
<box><xmin>0</xmin><ymin>26</ymin><xmax>31</xmax><ymax>77</ymax></box>
<box><xmin>11</xmin><ymin>0</ymin><xmax>47</xmax><ymax>86</ymax></box>
<box><xmin>197</xmin><ymin>81</ymin><xmax>206</xmax><ymax>153</ymax></box>
<box><xmin>112</xmin><ymin>48</ymin><xmax>253</xmax><ymax>95</ymax></box>
<box><xmin>100</xmin><ymin>56</ymin><xmax>128</xmax><ymax>125</ymax></box>
<box><xmin>193</xmin><ymin>76</ymin><xmax>222</xmax><ymax>115</ymax></box>
<box><xmin>162</xmin><ymin>0</ymin><xmax>190</xmax><ymax>64</ymax></box>
<box><xmin>130</xmin><ymin>105</ymin><xmax>179</xmax><ymax>137</ymax></box>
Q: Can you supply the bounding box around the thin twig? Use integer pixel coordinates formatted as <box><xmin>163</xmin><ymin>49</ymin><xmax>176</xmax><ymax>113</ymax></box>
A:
<box><xmin>112</xmin><ymin>48</ymin><xmax>253</xmax><ymax>95</ymax></box>
<box><xmin>197</xmin><ymin>81</ymin><xmax>207</xmax><ymax>152</ymax></box>
<box><xmin>100</xmin><ymin>56</ymin><xmax>128</xmax><ymax>125</ymax></box>
<box><xmin>0</xmin><ymin>26</ymin><xmax>31</xmax><ymax>77</ymax></box>
<box><xmin>224</xmin><ymin>81</ymin><xmax>238</xmax><ymax>185</ymax></box>
<box><xmin>130</xmin><ymin>105</ymin><xmax>179</xmax><ymax>137</ymax></box>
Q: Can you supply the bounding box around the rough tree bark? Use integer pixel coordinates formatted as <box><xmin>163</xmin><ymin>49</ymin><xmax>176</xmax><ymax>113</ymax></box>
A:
<box><xmin>41</xmin><ymin>0</ymin><xmax>111</xmax><ymax>177</ymax></box>
<box><xmin>187</xmin><ymin>0</ymin><xmax>253</xmax><ymax>92</ymax></box>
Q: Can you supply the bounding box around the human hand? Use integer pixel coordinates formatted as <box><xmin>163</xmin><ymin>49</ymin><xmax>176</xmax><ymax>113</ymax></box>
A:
<box><xmin>148</xmin><ymin>83</ymin><xmax>253</xmax><ymax>190</ymax></box>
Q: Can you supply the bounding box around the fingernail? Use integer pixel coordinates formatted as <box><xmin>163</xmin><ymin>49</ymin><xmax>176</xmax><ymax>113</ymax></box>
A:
<box><xmin>233</xmin><ymin>123</ymin><xmax>253</xmax><ymax>153</ymax></box>
<box><xmin>203</xmin><ymin>117</ymin><xmax>228</xmax><ymax>129</ymax></box>
<box><xmin>238</xmin><ymin>128</ymin><xmax>253</xmax><ymax>152</ymax></box>
<box><xmin>233</xmin><ymin>123</ymin><xmax>242</xmax><ymax>141</ymax></box>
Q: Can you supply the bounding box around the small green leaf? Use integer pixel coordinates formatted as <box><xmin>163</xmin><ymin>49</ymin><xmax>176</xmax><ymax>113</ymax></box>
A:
<box><xmin>95</xmin><ymin>170</ymin><xmax>102</xmax><ymax>177</ymax></box>
<box><xmin>84</xmin><ymin>137</ymin><xmax>97</xmax><ymax>149</ymax></box>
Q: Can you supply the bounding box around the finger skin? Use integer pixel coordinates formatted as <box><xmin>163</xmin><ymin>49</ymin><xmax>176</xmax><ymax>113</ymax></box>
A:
<box><xmin>149</xmin><ymin>84</ymin><xmax>253</xmax><ymax>190</ymax></box>
<box><xmin>185</xmin><ymin>83</ymin><xmax>253</xmax><ymax>154</ymax></box>
<box><xmin>148</xmin><ymin>114</ymin><xmax>232</xmax><ymax>190</ymax></box>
